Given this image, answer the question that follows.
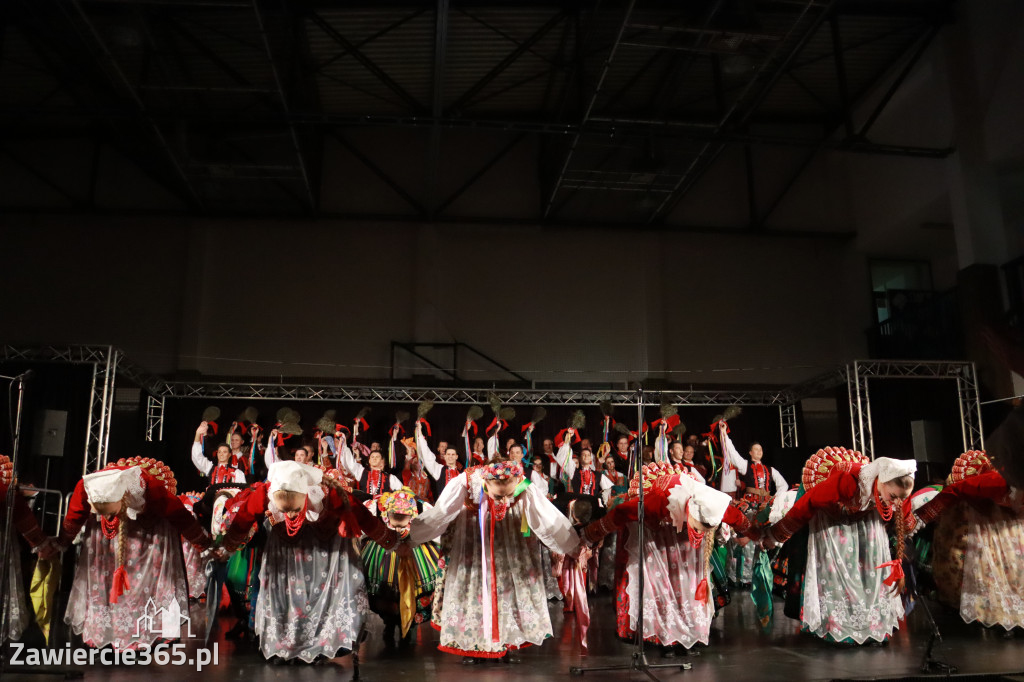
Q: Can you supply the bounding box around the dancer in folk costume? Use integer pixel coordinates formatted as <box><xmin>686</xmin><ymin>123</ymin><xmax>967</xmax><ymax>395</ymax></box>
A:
<box><xmin>178</xmin><ymin>491</ymin><xmax>207</xmax><ymax>600</ymax></box>
<box><xmin>57</xmin><ymin>458</ymin><xmax>211</xmax><ymax>649</ymax></box>
<box><xmin>358</xmin><ymin>487</ymin><xmax>441</xmax><ymax>649</ymax></box>
<box><xmin>916</xmin><ymin>450</ymin><xmax>1024</xmax><ymax>632</ymax></box>
<box><xmin>718</xmin><ymin>421</ymin><xmax>788</xmax><ymax>587</ymax></box>
<box><xmin>582</xmin><ymin>461</ymin><xmax>754</xmax><ymax>655</ymax></box>
<box><xmin>0</xmin><ymin>455</ymin><xmax>59</xmax><ymax>642</ymax></box>
<box><xmin>556</xmin><ymin>428</ymin><xmax>615</xmax><ymax>506</ymax></box>
<box><xmin>219</xmin><ymin>461</ymin><xmax>366</xmax><ymax>662</ymax></box>
<box><xmin>763</xmin><ymin>448</ymin><xmax>916</xmax><ymax>644</ymax></box>
<box><xmin>415</xmin><ymin>422</ymin><xmax>463</xmax><ymax>501</ymax></box>
<box><xmin>192</xmin><ymin>421</ymin><xmax>247</xmax><ymax>484</ymax></box>
<box><xmin>335</xmin><ymin>432</ymin><xmax>402</xmax><ymax>497</ymax></box>
<box><xmin>375</xmin><ymin>455</ymin><xmax>579</xmax><ymax>662</ymax></box>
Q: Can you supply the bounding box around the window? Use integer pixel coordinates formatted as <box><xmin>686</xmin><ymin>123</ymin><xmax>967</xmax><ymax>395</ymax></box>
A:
<box><xmin>869</xmin><ymin>259</ymin><xmax>933</xmax><ymax>323</ymax></box>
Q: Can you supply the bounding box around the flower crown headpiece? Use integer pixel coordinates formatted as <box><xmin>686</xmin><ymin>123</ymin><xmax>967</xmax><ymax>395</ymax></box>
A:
<box><xmin>377</xmin><ymin>487</ymin><xmax>419</xmax><ymax>516</ymax></box>
<box><xmin>482</xmin><ymin>460</ymin><xmax>523</xmax><ymax>480</ymax></box>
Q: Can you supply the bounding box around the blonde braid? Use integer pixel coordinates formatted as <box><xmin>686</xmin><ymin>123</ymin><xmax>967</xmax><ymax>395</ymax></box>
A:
<box><xmin>703</xmin><ymin>526</ymin><xmax>714</xmax><ymax>580</ymax></box>
<box><xmin>116</xmin><ymin>493</ymin><xmax>129</xmax><ymax>575</ymax></box>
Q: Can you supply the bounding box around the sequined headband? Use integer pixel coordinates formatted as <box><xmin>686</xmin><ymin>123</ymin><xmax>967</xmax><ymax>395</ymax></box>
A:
<box><xmin>482</xmin><ymin>461</ymin><xmax>524</xmax><ymax>480</ymax></box>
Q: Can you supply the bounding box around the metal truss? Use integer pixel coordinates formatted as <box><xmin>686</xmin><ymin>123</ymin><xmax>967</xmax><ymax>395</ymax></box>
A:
<box><xmin>146</xmin><ymin>394</ymin><xmax>166</xmax><ymax>442</ymax></box>
<box><xmin>779</xmin><ymin>403</ymin><xmax>799</xmax><ymax>448</ymax></box>
<box><xmin>2</xmin><ymin>344</ymin><xmax>120</xmax><ymax>472</ymax></box>
<box><xmin>156</xmin><ymin>381</ymin><xmax>789</xmax><ymax>407</ymax></box>
<box><xmin>845</xmin><ymin>359</ymin><xmax>983</xmax><ymax>459</ymax></box>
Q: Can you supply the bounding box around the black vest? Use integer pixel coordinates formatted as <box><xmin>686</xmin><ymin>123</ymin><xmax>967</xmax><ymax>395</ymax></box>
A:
<box><xmin>571</xmin><ymin>468</ymin><xmax>604</xmax><ymax>497</ymax></box>
<box><xmin>360</xmin><ymin>469</ymin><xmax>393</xmax><ymax>496</ymax></box>
<box><xmin>741</xmin><ymin>462</ymin><xmax>775</xmax><ymax>495</ymax></box>
<box><xmin>431</xmin><ymin>466</ymin><xmax>461</xmax><ymax>499</ymax></box>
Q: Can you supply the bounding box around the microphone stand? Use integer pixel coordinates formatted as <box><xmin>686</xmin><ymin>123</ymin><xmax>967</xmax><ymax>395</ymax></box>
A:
<box><xmin>0</xmin><ymin>374</ymin><xmax>26</xmax><ymax>660</ymax></box>
<box><xmin>569</xmin><ymin>387</ymin><xmax>690</xmax><ymax>679</ymax></box>
<box><xmin>915</xmin><ymin>590</ymin><xmax>957</xmax><ymax>674</ymax></box>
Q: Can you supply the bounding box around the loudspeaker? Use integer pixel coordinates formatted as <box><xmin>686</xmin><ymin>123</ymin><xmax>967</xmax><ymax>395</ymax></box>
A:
<box><xmin>32</xmin><ymin>409</ymin><xmax>68</xmax><ymax>457</ymax></box>
<box><xmin>911</xmin><ymin>420</ymin><xmax>944</xmax><ymax>463</ymax></box>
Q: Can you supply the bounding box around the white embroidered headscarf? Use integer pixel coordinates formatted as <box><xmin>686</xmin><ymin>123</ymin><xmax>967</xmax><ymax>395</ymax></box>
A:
<box><xmin>267</xmin><ymin>461</ymin><xmax>325</xmax><ymax>521</ymax></box>
<box><xmin>665</xmin><ymin>474</ymin><xmax>732</xmax><ymax>531</ymax></box>
<box><xmin>857</xmin><ymin>457</ymin><xmax>917</xmax><ymax>508</ymax></box>
<box><xmin>83</xmin><ymin>466</ymin><xmax>146</xmax><ymax>519</ymax></box>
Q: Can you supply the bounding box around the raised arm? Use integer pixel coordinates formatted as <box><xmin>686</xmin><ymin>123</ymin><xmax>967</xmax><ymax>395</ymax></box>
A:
<box><xmin>415</xmin><ymin>424</ymin><xmax>443</xmax><ymax>481</ymax></box>
<box><xmin>720</xmin><ymin>425</ymin><xmax>748</xmax><ymax>475</ymax></box>
<box><xmin>555</xmin><ymin>430</ymin><xmax>577</xmax><ymax>479</ymax></box>
<box><xmin>916</xmin><ymin>470</ymin><xmax>1010</xmax><ymax>524</ymax></box>
<box><xmin>192</xmin><ymin>422</ymin><xmax>213</xmax><ymax>476</ymax></box>
<box><xmin>334</xmin><ymin>433</ymin><xmax>366</xmax><ymax>480</ymax></box>
<box><xmin>264</xmin><ymin>429</ymin><xmax>280</xmax><ymax>470</ymax></box>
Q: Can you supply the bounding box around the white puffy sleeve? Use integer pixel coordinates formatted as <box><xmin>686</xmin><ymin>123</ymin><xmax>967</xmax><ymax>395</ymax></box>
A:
<box><xmin>772</xmin><ymin>468</ymin><xmax>789</xmax><ymax>494</ymax></box>
<box><xmin>721</xmin><ymin>430</ymin><xmax>748</xmax><ymax>475</ymax></box>
<box><xmin>555</xmin><ymin>440</ymin><xmax>576</xmax><ymax>479</ymax></box>
<box><xmin>408</xmin><ymin>471</ymin><xmax>468</xmax><ymax>546</ymax></box>
<box><xmin>522</xmin><ymin>481</ymin><xmax>580</xmax><ymax>555</ymax></box>
<box><xmin>191</xmin><ymin>442</ymin><xmax>212</xmax><ymax>476</ymax></box>
<box><xmin>416</xmin><ymin>431</ymin><xmax>443</xmax><ymax>481</ymax></box>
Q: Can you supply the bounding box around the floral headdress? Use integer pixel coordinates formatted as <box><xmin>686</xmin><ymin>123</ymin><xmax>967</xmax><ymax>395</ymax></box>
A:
<box><xmin>482</xmin><ymin>460</ymin><xmax>523</xmax><ymax>480</ymax></box>
<box><xmin>377</xmin><ymin>487</ymin><xmax>419</xmax><ymax>517</ymax></box>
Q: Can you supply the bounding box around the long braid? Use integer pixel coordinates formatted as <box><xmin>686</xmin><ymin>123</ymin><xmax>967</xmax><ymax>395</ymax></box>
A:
<box><xmin>893</xmin><ymin>504</ymin><xmax>905</xmax><ymax>562</ymax></box>
<box><xmin>116</xmin><ymin>507</ymin><xmax>128</xmax><ymax>574</ymax></box>
<box><xmin>703</xmin><ymin>526</ymin><xmax>714</xmax><ymax>579</ymax></box>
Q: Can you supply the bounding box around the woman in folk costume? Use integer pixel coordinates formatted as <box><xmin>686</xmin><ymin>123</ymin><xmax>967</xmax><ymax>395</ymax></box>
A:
<box><xmin>359</xmin><ymin>487</ymin><xmax>441</xmax><ymax>649</ymax></box>
<box><xmin>57</xmin><ymin>458</ymin><xmax>211</xmax><ymax>649</ymax></box>
<box><xmin>219</xmin><ymin>461</ymin><xmax>366</xmax><ymax>663</ymax></box>
<box><xmin>198</xmin><ymin>482</ymin><xmax>259</xmax><ymax>640</ymax></box>
<box><xmin>192</xmin><ymin>421</ymin><xmax>247</xmax><ymax>484</ymax></box>
<box><xmin>378</xmin><ymin>454</ymin><xmax>580</xmax><ymax>662</ymax></box>
<box><xmin>581</xmin><ymin>461</ymin><xmax>753</xmax><ymax>656</ymax></box>
<box><xmin>762</xmin><ymin>449</ymin><xmax>916</xmax><ymax>644</ymax></box>
<box><xmin>0</xmin><ymin>455</ymin><xmax>59</xmax><ymax>642</ymax></box>
<box><xmin>718</xmin><ymin>421</ymin><xmax>788</xmax><ymax>587</ymax></box>
<box><xmin>915</xmin><ymin>450</ymin><xmax>1024</xmax><ymax>632</ymax></box>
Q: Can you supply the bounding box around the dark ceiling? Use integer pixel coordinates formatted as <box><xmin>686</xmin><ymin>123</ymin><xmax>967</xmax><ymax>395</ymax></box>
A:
<box><xmin>1</xmin><ymin>0</ymin><xmax>954</xmax><ymax>225</ymax></box>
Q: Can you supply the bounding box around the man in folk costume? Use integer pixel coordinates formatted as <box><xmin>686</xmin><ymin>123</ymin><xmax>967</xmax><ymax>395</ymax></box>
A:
<box><xmin>265</xmin><ymin>428</ymin><xmax>315</xmax><ymax>466</ymax></box>
<box><xmin>762</xmin><ymin>450</ymin><xmax>915</xmax><ymax>644</ymax></box>
<box><xmin>415</xmin><ymin>422</ymin><xmax>463</xmax><ymax>500</ymax></box>
<box><xmin>370</xmin><ymin>454</ymin><xmax>580</xmax><ymax>662</ymax></box>
<box><xmin>0</xmin><ymin>456</ymin><xmax>59</xmax><ymax>643</ymax></box>
<box><xmin>335</xmin><ymin>431</ymin><xmax>402</xmax><ymax>496</ymax></box>
<box><xmin>719</xmin><ymin>422</ymin><xmax>788</xmax><ymax>587</ymax></box>
<box><xmin>556</xmin><ymin>428</ymin><xmax>615</xmax><ymax>506</ymax></box>
<box><xmin>192</xmin><ymin>421</ymin><xmax>247</xmax><ymax>484</ymax></box>
<box><xmin>220</xmin><ymin>461</ymin><xmax>366</xmax><ymax>663</ymax></box>
<box><xmin>57</xmin><ymin>460</ymin><xmax>211</xmax><ymax>649</ymax></box>
<box><xmin>581</xmin><ymin>461</ymin><xmax>755</xmax><ymax>656</ymax></box>
<box><xmin>359</xmin><ymin>487</ymin><xmax>441</xmax><ymax>650</ymax></box>
<box><xmin>915</xmin><ymin>450</ymin><xmax>1024</xmax><ymax>632</ymax></box>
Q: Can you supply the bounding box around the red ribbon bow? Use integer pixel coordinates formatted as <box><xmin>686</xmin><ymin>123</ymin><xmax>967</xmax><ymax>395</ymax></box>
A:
<box><xmin>648</xmin><ymin>414</ymin><xmax>680</xmax><ymax>433</ymax></box>
<box><xmin>875</xmin><ymin>559</ymin><xmax>905</xmax><ymax>587</ymax></box>
<box><xmin>354</xmin><ymin>417</ymin><xmax>369</xmax><ymax>432</ymax></box>
<box><xmin>695</xmin><ymin>577</ymin><xmax>709</xmax><ymax>604</ymax></box>
<box><xmin>109</xmin><ymin>566</ymin><xmax>131</xmax><ymax>604</ymax></box>
<box><xmin>486</xmin><ymin>418</ymin><xmax>507</xmax><ymax>435</ymax></box>
<box><xmin>555</xmin><ymin>428</ymin><xmax>582</xmax><ymax>448</ymax></box>
<box><xmin>465</xmin><ymin>419</ymin><xmax>479</xmax><ymax>436</ymax></box>
<box><xmin>417</xmin><ymin>418</ymin><xmax>431</xmax><ymax>437</ymax></box>
<box><xmin>208</xmin><ymin>421</ymin><xmax>219</xmax><ymax>435</ymax></box>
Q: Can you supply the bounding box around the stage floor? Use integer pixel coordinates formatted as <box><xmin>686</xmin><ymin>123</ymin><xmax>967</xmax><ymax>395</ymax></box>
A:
<box><xmin>7</xmin><ymin>591</ymin><xmax>1024</xmax><ymax>682</ymax></box>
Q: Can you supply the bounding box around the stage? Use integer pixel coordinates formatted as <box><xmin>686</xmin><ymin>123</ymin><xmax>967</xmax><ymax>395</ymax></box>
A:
<box><xmin>7</xmin><ymin>590</ymin><xmax>1023</xmax><ymax>682</ymax></box>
